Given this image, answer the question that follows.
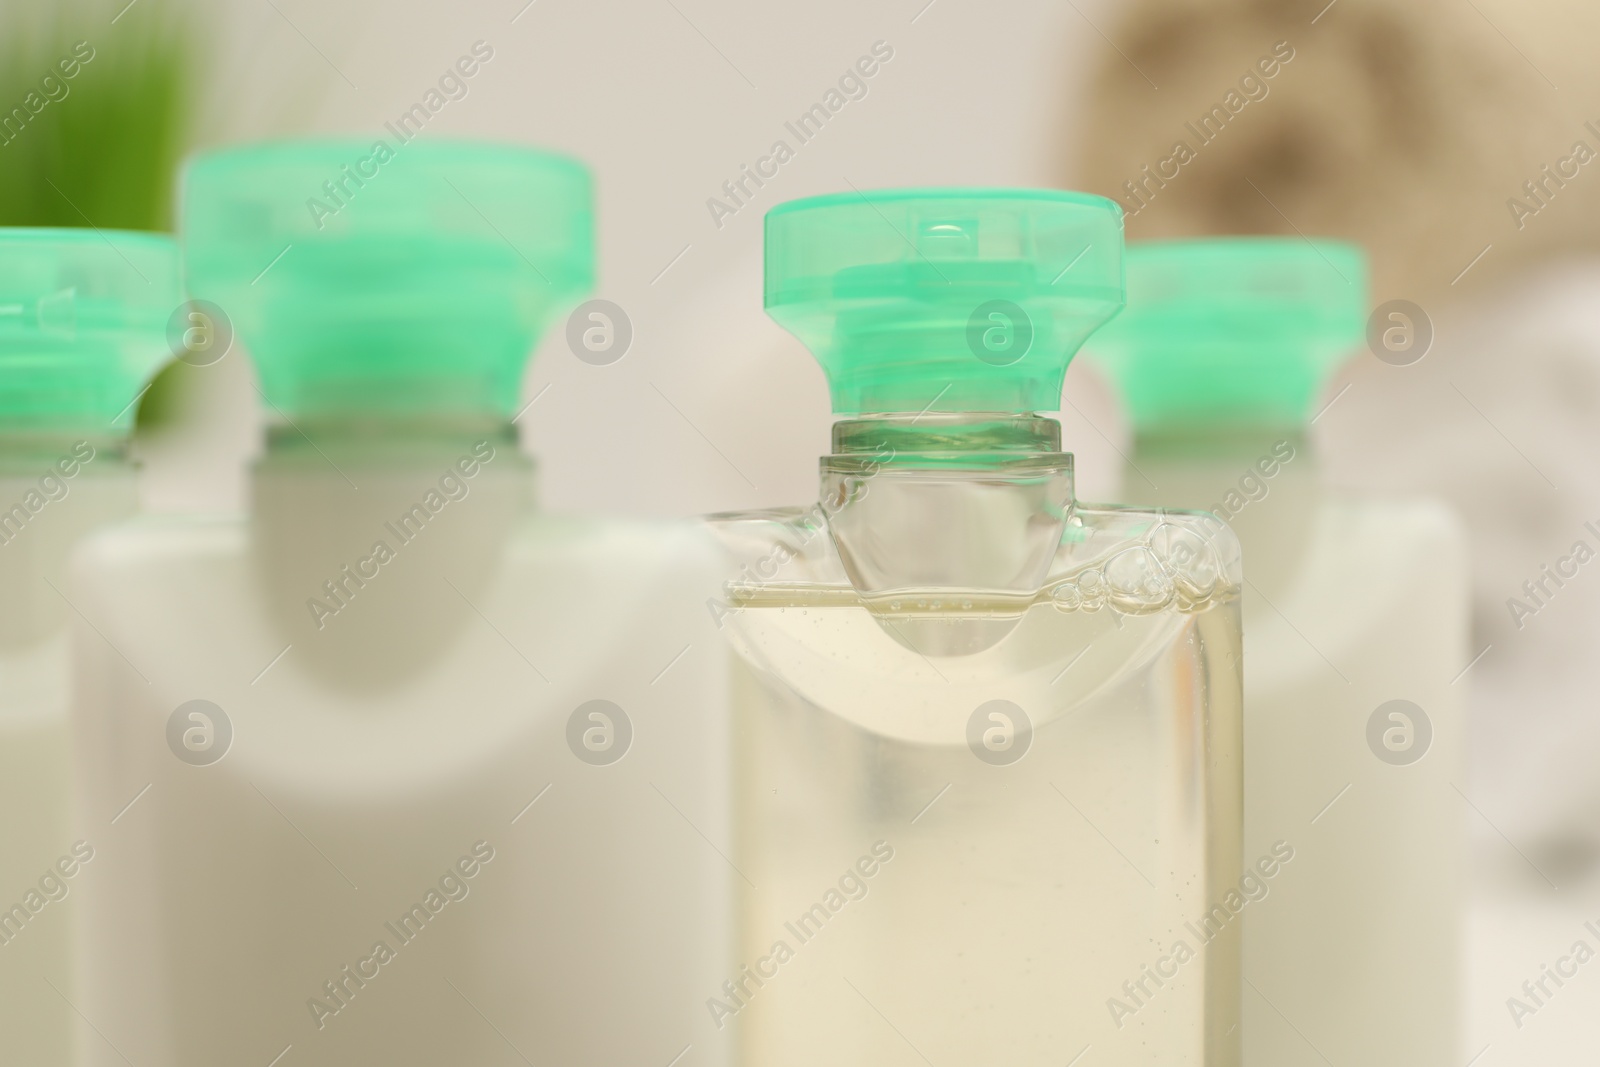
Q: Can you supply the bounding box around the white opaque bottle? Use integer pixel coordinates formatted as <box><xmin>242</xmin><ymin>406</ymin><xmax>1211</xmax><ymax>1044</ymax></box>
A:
<box><xmin>706</xmin><ymin>191</ymin><xmax>1244</xmax><ymax>1067</ymax></box>
<box><xmin>1090</xmin><ymin>239</ymin><xmax>1468</xmax><ymax>1067</ymax></box>
<box><xmin>71</xmin><ymin>142</ymin><xmax>730</xmax><ymax>1067</ymax></box>
<box><xmin>0</xmin><ymin>230</ymin><xmax>178</xmax><ymax>1067</ymax></box>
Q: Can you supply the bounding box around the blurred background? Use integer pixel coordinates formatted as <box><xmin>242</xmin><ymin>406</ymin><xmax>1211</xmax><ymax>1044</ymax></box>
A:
<box><xmin>6</xmin><ymin>0</ymin><xmax>1600</xmax><ymax>1058</ymax></box>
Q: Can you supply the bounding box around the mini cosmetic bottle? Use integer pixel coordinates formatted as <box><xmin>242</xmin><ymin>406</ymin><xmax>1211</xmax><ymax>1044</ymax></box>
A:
<box><xmin>0</xmin><ymin>228</ymin><xmax>178</xmax><ymax>1067</ymax></box>
<box><xmin>71</xmin><ymin>141</ymin><xmax>730</xmax><ymax>1067</ymax></box>
<box><xmin>706</xmin><ymin>190</ymin><xmax>1244</xmax><ymax>1066</ymax></box>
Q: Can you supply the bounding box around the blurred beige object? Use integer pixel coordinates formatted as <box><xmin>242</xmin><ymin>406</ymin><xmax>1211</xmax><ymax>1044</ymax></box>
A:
<box><xmin>1067</xmin><ymin>0</ymin><xmax>1581</xmax><ymax>304</ymax></box>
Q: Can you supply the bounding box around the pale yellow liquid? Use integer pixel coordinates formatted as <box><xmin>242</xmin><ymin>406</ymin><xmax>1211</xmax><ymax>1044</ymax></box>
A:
<box><xmin>722</xmin><ymin>588</ymin><xmax>1243</xmax><ymax>1067</ymax></box>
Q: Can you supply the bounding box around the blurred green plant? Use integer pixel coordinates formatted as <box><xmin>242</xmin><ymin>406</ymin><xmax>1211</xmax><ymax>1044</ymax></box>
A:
<box><xmin>0</xmin><ymin>1</ymin><xmax>196</xmax><ymax>233</ymax></box>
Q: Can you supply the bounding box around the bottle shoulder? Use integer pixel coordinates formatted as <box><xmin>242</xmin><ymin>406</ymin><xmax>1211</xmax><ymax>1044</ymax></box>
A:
<box><xmin>70</xmin><ymin>510</ymin><xmax>723</xmax><ymax>584</ymax></box>
<box><xmin>704</xmin><ymin>498</ymin><xmax>1242</xmax><ymax>613</ymax></box>
<box><xmin>1074</xmin><ymin>499</ymin><xmax>1243</xmax><ymax>559</ymax></box>
<box><xmin>73</xmin><ymin>513</ymin><xmax>246</xmax><ymax>573</ymax></box>
<box><xmin>1322</xmin><ymin>492</ymin><xmax>1466</xmax><ymax>548</ymax></box>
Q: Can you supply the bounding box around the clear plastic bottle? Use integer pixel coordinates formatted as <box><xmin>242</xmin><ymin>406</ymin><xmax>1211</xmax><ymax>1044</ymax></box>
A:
<box><xmin>0</xmin><ymin>229</ymin><xmax>178</xmax><ymax>1067</ymax></box>
<box><xmin>1089</xmin><ymin>239</ymin><xmax>1467</xmax><ymax>1067</ymax></box>
<box><xmin>70</xmin><ymin>142</ymin><xmax>730</xmax><ymax>1067</ymax></box>
<box><xmin>705</xmin><ymin>191</ymin><xmax>1244</xmax><ymax>1066</ymax></box>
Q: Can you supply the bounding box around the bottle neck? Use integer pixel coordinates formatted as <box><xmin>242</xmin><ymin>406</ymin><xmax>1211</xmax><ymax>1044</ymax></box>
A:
<box><xmin>818</xmin><ymin>412</ymin><xmax>1076</xmax><ymax>610</ymax></box>
<box><xmin>260</xmin><ymin>416</ymin><xmax>516</xmax><ymax>463</ymax></box>
<box><xmin>253</xmin><ymin>419</ymin><xmax>530</xmax><ymax>519</ymax></box>
<box><xmin>249</xmin><ymin>417</ymin><xmax>533</xmax><ymax>690</ymax></box>
<box><xmin>1126</xmin><ymin>424</ymin><xmax>1314</xmax><ymax>508</ymax></box>
<box><xmin>827</xmin><ymin>412</ymin><xmax>1070</xmax><ymax>473</ymax></box>
<box><xmin>0</xmin><ymin>432</ymin><xmax>127</xmax><ymax>473</ymax></box>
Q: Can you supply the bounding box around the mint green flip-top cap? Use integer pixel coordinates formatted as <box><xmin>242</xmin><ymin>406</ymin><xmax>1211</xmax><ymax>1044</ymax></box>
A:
<box><xmin>765</xmin><ymin>189</ymin><xmax>1125</xmax><ymax>415</ymax></box>
<box><xmin>183</xmin><ymin>140</ymin><xmax>593</xmax><ymax>420</ymax></box>
<box><xmin>0</xmin><ymin>229</ymin><xmax>179</xmax><ymax>436</ymax></box>
<box><xmin>1089</xmin><ymin>238</ymin><xmax>1367</xmax><ymax>430</ymax></box>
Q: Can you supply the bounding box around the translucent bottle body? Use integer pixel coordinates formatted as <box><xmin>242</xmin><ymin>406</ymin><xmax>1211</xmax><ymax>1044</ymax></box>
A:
<box><xmin>707</xmin><ymin>435</ymin><xmax>1244</xmax><ymax>1067</ymax></box>
<box><xmin>1124</xmin><ymin>432</ymin><xmax>1466</xmax><ymax>1067</ymax></box>
<box><xmin>0</xmin><ymin>440</ymin><xmax>135</xmax><ymax>1067</ymax></box>
<box><xmin>70</xmin><ymin>430</ymin><xmax>730</xmax><ymax>1067</ymax></box>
